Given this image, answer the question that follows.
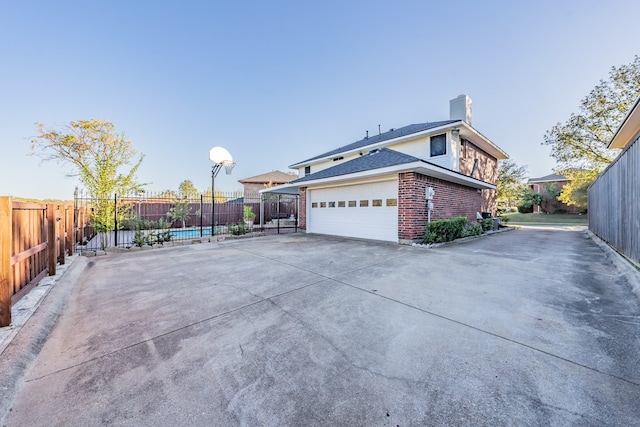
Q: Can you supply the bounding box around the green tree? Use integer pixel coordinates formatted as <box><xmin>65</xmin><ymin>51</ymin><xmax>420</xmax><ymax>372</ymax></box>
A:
<box><xmin>497</xmin><ymin>159</ymin><xmax>527</xmax><ymax>209</ymax></box>
<box><xmin>543</xmin><ymin>55</ymin><xmax>640</xmax><ymax>207</ymax></box>
<box><xmin>178</xmin><ymin>180</ymin><xmax>199</xmax><ymax>198</ymax></box>
<box><xmin>518</xmin><ymin>188</ymin><xmax>543</xmax><ymax>213</ymax></box>
<box><xmin>167</xmin><ymin>200</ymin><xmax>191</xmax><ymax>228</ymax></box>
<box><xmin>31</xmin><ymin>119</ymin><xmax>145</xmax><ymax>248</ymax></box>
<box><xmin>31</xmin><ymin>119</ymin><xmax>144</xmax><ymax>198</ymax></box>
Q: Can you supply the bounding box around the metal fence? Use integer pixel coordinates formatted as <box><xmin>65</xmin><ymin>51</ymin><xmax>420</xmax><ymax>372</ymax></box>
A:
<box><xmin>74</xmin><ymin>190</ymin><xmax>299</xmax><ymax>252</ymax></box>
<box><xmin>588</xmin><ymin>133</ymin><xmax>640</xmax><ymax>266</ymax></box>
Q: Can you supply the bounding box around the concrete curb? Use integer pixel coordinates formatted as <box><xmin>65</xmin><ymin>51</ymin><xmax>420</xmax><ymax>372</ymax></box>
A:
<box><xmin>0</xmin><ymin>256</ymin><xmax>88</xmax><ymax>423</ymax></box>
<box><xmin>585</xmin><ymin>229</ymin><xmax>640</xmax><ymax>301</ymax></box>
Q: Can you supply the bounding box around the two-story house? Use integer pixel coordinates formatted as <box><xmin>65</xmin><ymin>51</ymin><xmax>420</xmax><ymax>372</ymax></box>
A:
<box><xmin>263</xmin><ymin>95</ymin><xmax>508</xmax><ymax>243</ymax></box>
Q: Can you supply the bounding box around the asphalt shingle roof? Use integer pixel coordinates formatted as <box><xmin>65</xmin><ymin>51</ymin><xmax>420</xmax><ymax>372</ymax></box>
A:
<box><xmin>292</xmin><ymin>148</ymin><xmax>420</xmax><ymax>183</ymax></box>
<box><xmin>238</xmin><ymin>170</ymin><xmax>296</xmax><ymax>184</ymax></box>
<box><xmin>295</xmin><ymin>120</ymin><xmax>458</xmax><ymax>165</ymax></box>
<box><xmin>527</xmin><ymin>173</ymin><xmax>568</xmax><ymax>183</ymax></box>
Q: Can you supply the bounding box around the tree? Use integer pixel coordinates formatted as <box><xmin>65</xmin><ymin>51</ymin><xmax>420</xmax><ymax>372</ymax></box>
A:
<box><xmin>497</xmin><ymin>159</ymin><xmax>527</xmax><ymax>209</ymax></box>
<box><xmin>32</xmin><ymin>119</ymin><xmax>145</xmax><ymax>198</ymax></box>
<box><xmin>178</xmin><ymin>180</ymin><xmax>199</xmax><ymax>198</ymax></box>
<box><xmin>167</xmin><ymin>201</ymin><xmax>191</xmax><ymax>228</ymax></box>
<box><xmin>543</xmin><ymin>56</ymin><xmax>640</xmax><ymax>206</ymax></box>
<box><xmin>518</xmin><ymin>188</ymin><xmax>543</xmax><ymax>213</ymax></box>
<box><xmin>31</xmin><ymin>119</ymin><xmax>145</xmax><ymax>248</ymax></box>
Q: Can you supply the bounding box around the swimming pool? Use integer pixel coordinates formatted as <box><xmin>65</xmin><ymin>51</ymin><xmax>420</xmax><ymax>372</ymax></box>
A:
<box><xmin>169</xmin><ymin>227</ymin><xmax>221</xmax><ymax>239</ymax></box>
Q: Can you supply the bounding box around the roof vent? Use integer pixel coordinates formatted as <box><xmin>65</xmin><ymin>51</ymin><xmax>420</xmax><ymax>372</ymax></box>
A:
<box><xmin>368</xmin><ymin>148</ymin><xmax>381</xmax><ymax>155</ymax></box>
<box><xmin>389</xmin><ymin>128</ymin><xmax>395</xmax><ymax>132</ymax></box>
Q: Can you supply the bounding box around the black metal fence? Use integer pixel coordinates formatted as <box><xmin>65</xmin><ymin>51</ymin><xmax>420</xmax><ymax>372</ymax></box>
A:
<box><xmin>74</xmin><ymin>190</ymin><xmax>299</xmax><ymax>252</ymax></box>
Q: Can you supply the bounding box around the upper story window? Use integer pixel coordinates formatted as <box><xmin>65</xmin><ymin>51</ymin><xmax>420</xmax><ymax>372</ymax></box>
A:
<box><xmin>430</xmin><ymin>134</ymin><xmax>447</xmax><ymax>157</ymax></box>
<box><xmin>304</xmin><ymin>166</ymin><xmax>311</xmax><ymax>174</ymax></box>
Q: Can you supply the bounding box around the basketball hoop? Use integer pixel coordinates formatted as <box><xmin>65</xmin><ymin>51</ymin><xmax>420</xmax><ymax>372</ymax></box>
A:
<box><xmin>223</xmin><ymin>161</ymin><xmax>235</xmax><ymax>175</ymax></box>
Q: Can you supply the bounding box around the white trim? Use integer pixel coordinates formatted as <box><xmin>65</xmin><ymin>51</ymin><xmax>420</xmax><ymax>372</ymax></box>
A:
<box><xmin>609</xmin><ymin>96</ymin><xmax>640</xmax><ymax>149</ymax></box>
<box><xmin>305</xmin><ymin>176</ymin><xmax>396</xmax><ymax>191</ymax></box>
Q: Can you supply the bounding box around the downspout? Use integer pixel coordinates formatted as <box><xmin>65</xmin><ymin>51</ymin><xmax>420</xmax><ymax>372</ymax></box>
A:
<box><xmin>469</xmin><ymin>158</ymin><xmax>478</xmax><ymax>178</ymax></box>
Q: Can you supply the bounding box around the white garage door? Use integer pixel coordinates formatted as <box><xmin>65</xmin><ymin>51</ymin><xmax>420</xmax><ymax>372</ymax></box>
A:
<box><xmin>307</xmin><ymin>180</ymin><xmax>398</xmax><ymax>242</ymax></box>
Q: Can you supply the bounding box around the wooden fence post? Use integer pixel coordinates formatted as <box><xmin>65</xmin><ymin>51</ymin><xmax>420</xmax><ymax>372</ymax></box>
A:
<box><xmin>57</xmin><ymin>205</ymin><xmax>65</xmax><ymax>265</ymax></box>
<box><xmin>66</xmin><ymin>205</ymin><xmax>73</xmax><ymax>256</ymax></box>
<box><xmin>47</xmin><ymin>204</ymin><xmax>56</xmax><ymax>276</ymax></box>
<box><xmin>0</xmin><ymin>196</ymin><xmax>12</xmax><ymax>327</ymax></box>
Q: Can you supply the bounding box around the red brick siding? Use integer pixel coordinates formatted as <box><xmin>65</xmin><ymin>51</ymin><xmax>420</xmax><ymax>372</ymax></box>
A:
<box><xmin>529</xmin><ymin>181</ymin><xmax>580</xmax><ymax>213</ymax></box>
<box><xmin>299</xmin><ymin>187</ymin><xmax>307</xmax><ymax>230</ymax></box>
<box><xmin>398</xmin><ymin>172</ymin><xmax>484</xmax><ymax>241</ymax></box>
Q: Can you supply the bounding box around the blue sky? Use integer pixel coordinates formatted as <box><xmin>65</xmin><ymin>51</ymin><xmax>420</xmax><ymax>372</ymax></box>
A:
<box><xmin>1</xmin><ymin>0</ymin><xmax>638</xmax><ymax>200</ymax></box>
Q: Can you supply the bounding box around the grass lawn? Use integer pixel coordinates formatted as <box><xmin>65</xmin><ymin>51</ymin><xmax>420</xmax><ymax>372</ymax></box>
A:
<box><xmin>502</xmin><ymin>212</ymin><xmax>588</xmax><ymax>226</ymax></box>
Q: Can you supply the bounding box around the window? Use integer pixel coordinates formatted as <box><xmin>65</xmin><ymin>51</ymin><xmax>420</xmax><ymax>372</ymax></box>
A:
<box><xmin>360</xmin><ymin>200</ymin><xmax>369</xmax><ymax>207</ymax></box>
<box><xmin>386</xmin><ymin>199</ymin><xmax>397</xmax><ymax>206</ymax></box>
<box><xmin>338</xmin><ymin>201</ymin><xmax>345</xmax><ymax>207</ymax></box>
<box><xmin>348</xmin><ymin>200</ymin><xmax>356</xmax><ymax>207</ymax></box>
<box><xmin>304</xmin><ymin>166</ymin><xmax>311</xmax><ymax>174</ymax></box>
<box><xmin>372</xmin><ymin>199</ymin><xmax>382</xmax><ymax>207</ymax></box>
<box><xmin>328</xmin><ymin>202</ymin><xmax>336</xmax><ymax>208</ymax></box>
<box><xmin>311</xmin><ymin>202</ymin><xmax>318</xmax><ymax>208</ymax></box>
<box><xmin>320</xmin><ymin>202</ymin><xmax>326</xmax><ymax>208</ymax></box>
<box><xmin>430</xmin><ymin>134</ymin><xmax>447</xmax><ymax>157</ymax></box>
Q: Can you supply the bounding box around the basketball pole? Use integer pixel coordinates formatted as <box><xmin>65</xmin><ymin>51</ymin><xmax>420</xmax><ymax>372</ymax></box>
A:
<box><xmin>211</xmin><ymin>163</ymin><xmax>222</xmax><ymax>235</ymax></box>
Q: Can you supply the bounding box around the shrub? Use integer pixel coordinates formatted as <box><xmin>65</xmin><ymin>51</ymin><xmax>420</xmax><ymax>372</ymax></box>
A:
<box><xmin>424</xmin><ymin>217</ymin><xmax>467</xmax><ymax>244</ymax></box>
<box><xmin>497</xmin><ymin>212</ymin><xmax>510</xmax><ymax>224</ymax></box>
<box><xmin>517</xmin><ymin>204</ymin><xmax>533</xmax><ymax>213</ymax></box>
<box><xmin>480</xmin><ymin>218</ymin><xmax>494</xmax><ymax>232</ymax></box>
<box><xmin>132</xmin><ymin>230</ymin><xmax>146</xmax><ymax>247</ymax></box>
<box><xmin>155</xmin><ymin>230</ymin><xmax>172</xmax><ymax>245</ymax></box>
<box><xmin>229</xmin><ymin>222</ymin><xmax>252</xmax><ymax>236</ymax></box>
<box><xmin>243</xmin><ymin>206</ymin><xmax>256</xmax><ymax>220</ymax></box>
<box><xmin>460</xmin><ymin>222</ymin><xmax>483</xmax><ymax>237</ymax></box>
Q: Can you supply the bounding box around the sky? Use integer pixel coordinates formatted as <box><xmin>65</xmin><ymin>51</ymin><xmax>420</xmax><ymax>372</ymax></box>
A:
<box><xmin>1</xmin><ymin>0</ymin><xmax>639</xmax><ymax>200</ymax></box>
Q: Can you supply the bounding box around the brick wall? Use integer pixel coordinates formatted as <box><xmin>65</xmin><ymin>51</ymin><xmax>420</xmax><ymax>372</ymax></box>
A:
<box><xmin>299</xmin><ymin>187</ymin><xmax>307</xmax><ymax>230</ymax></box>
<box><xmin>242</xmin><ymin>183</ymin><xmax>266</xmax><ymax>194</ymax></box>
<box><xmin>398</xmin><ymin>172</ymin><xmax>484</xmax><ymax>242</ymax></box>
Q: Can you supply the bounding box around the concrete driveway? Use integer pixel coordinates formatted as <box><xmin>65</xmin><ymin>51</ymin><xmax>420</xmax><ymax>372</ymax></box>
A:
<box><xmin>2</xmin><ymin>228</ymin><xmax>640</xmax><ymax>426</ymax></box>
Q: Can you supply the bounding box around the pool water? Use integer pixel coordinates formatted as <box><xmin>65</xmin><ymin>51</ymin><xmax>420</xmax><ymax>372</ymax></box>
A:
<box><xmin>169</xmin><ymin>227</ymin><xmax>219</xmax><ymax>238</ymax></box>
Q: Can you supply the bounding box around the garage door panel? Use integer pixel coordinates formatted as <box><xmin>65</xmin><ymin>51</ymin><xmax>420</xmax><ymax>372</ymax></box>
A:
<box><xmin>308</xmin><ymin>181</ymin><xmax>398</xmax><ymax>242</ymax></box>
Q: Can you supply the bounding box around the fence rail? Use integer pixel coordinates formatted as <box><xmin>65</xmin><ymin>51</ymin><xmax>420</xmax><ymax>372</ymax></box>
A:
<box><xmin>0</xmin><ymin>197</ymin><xmax>75</xmax><ymax>327</ymax></box>
<box><xmin>588</xmin><ymin>133</ymin><xmax>640</xmax><ymax>266</ymax></box>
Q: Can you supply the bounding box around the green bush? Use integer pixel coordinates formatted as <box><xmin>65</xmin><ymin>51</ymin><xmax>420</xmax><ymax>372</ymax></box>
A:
<box><xmin>497</xmin><ymin>212</ymin><xmax>510</xmax><ymax>224</ymax></box>
<box><xmin>229</xmin><ymin>222</ymin><xmax>252</xmax><ymax>236</ymax></box>
<box><xmin>132</xmin><ymin>230</ymin><xmax>146</xmax><ymax>247</ymax></box>
<box><xmin>460</xmin><ymin>222</ymin><xmax>483</xmax><ymax>237</ymax></box>
<box><xmin>480</xmin><ymin>218</ymin><xmax>494</xmax><ymax>232</ymax></box>
<box><xmin>517</xmin><ymin>204</ymin><xmax>533</xmax><ymax>213</ymax></box>
<box><xmin>424</xmin><ymin>217</ymin><xmax>467</xmax><ymax>244</ymax></box>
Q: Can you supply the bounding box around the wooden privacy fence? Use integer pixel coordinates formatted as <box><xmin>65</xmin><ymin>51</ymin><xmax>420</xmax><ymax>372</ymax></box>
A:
<box><xmin>588</xmin><ymin>133</ymin><xmax>640</xmax><ymax>266</ymax></box>
<box><xmin>0</xmin><ymin>197</ymin><xmax>74</xmax><ymax>327</ymax></box>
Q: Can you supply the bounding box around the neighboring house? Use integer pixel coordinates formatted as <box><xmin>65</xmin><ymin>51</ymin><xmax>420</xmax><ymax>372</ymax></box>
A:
<box><xmin>238</xmin><ymin>171</ymin><xmax>297</xmax><ymax>196</ymax></box>
<box><xmin>263</xmin><ymin>95</ymin><xmax>508</xmax><ymax>243</ymax></box>
<box><xmin>526</xmin><ymin>173</ymin><xmax>579</xmax><ymax>214</ymax></box>
<box><xmin>589</xmin><ymin>96</ymin><xmax>640</xmax><ymax>266</ymax></box>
